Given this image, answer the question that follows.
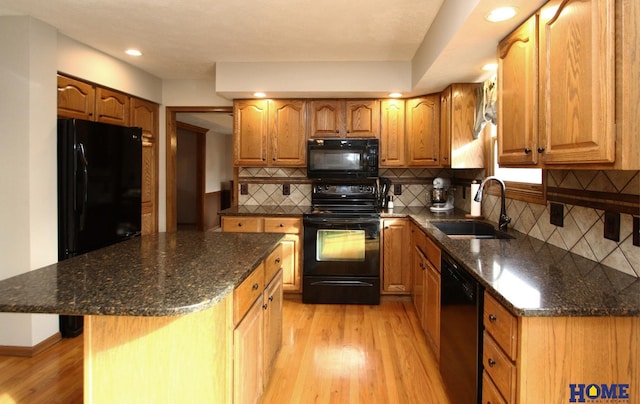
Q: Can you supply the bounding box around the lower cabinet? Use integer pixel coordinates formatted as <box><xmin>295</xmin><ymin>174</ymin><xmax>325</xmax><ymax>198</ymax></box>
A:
<box><xmin>410</xmin><ymin>222</ymin><xmax>441</xmax><ymax>360</ymax></box>
<box><xmin>381</xmin><ymin>218</ymin><xmax>411</xmax><ymax>294</ymax></box>
<box><xmin>233</xmin><ymin>244</ymin><xmax>284</xmax><ymax>404</ymax></box>
<box><xmin>222</xmin><ymin>216</ymin><xmax>302</xmax><ymax>293</ymax></box>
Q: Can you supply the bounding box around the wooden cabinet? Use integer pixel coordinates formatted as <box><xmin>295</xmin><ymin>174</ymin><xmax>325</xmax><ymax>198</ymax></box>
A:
<box><xmin>222</xmin><ymin>216</ymin><xmax>302</xmax><ymax>293</ymax></box>
<box><xmin>379</xmin><ymin>99</ymin><xmax>406</xmax><ymax>167</ymax></box>
<box><xmin>498</xmin><ymin>15</ymin><xmax>539</xmax><ymax>166</ymax></box>
<box><xmin>538</xmin><ymin>0</ymin><xmax>615</xmax><ymax>165</ymax></box>
<box><xmin>57</xmin><ymin>75</ymin><xmax>95</xmax><ymax>120</ymax></box>
<box><xmin>411</xmin><ymin>222</ymin><xmax>441</xmax><ymax>360</ymax></box>
<box><xmin>131</xmin><ymin>97</ymin><xmax>159</xmax><ymax>235</ymax></box>
<box><xmin>233</xmin><ymin>245</ymin><xmax>284</xmax><ymax>404</ymax></box>
<box><xmin>405</xmin><ymin>95</ymin><xmax>440</xmax><ymax>166</ymax></box>
<box><xmin>234</xmin><ymin>100</ymin><xmax>306</xmax><ymax>166</ymax></box>
<box><xmin>57</xmin><ymin>74</ymin><xmax>159</xmax><ymax>235</ymax></box>
<box><xmin>440</xmin><ymin>83</ymin><xmax>484</xmax><ymax>168</ymax></box>
<box><xmin>381</xmin><ymin>218</ymin><xmax>411</xmax><ymax>294</ymax></box>
<box><xmin>309</xmin><ymin>99</ymin><xmax>379</xmax><ymax>138</ymax></box>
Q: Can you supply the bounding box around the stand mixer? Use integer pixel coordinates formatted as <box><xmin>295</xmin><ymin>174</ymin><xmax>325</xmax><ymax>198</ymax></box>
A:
<box><xmin>430</xmin><ymin>177</ymin><xmax>454</xmax><ymax>212</ymax></box>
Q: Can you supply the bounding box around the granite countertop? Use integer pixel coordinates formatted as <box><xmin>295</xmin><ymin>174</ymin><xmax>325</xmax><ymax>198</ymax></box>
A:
<box><xmin>220</xmin><ymin>205</ymin><xmax>311</xmax><ymax>217</ymax></box>
<box><xmin>390</xmin><ymin>207</ymin><xmax>640</xmax><ymax>317</ymax></box>
<box><xmin>0</xmin><ymin>232</ymin><xmax>283</xmax><ymax>317</ymax></box>
<box><xmin>219</xmin><ymin>205</ymin><xmax>639</xmax><ymax>317</ymax></box>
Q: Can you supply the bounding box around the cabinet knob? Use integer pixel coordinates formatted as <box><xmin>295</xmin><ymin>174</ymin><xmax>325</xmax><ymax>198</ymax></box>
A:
<box><xmin>275</xmin><ymin>257</ymin><xmax>281</xmax><ymax>264</ymax></box>
<box><xmin>262</xmin><ymin>157</ymin><xmax>266</xmax><ymax>161</ymax></box>
<box><xmin>537</xmin><ymin>146</ymin><xmax>545</xmax><ymax>153</ymax></box>
<box><xmin>272</xmin><ymin>157</ymin><xmax>276</xmax><ymax>161</ymax></box>
<box><xmin>524</xmin><ymin>147</ymin><xmax>531</xmax><ymax>154</ymax></box>
<box><xmin>488</xmin><ymin>358</ymin><xmax>496</xmax><ymax>367</ymax></box>
<box><xmin>263</xmin><ymin>304</ymin><xmax>268</xmax><ymax>310</ymax></box>
<box><xmin>433</xmin><ymin>158</ymin><xmax>437</xmax><ymax>161</ymax></box>
<box><xmin>252</xmin><ymin>283</ymin><xmax>259</xmax><ymax>290</ymax></box>
<box><xmin>335</xmin><ymin>129</ymin><xmax>340</xmax><ymax>133</ymax></box>
<box><xmin>238</xmin><ymin>223</ymin><xmax>242</xmax><ymax>227</ymax></box>
<box><xmin>488</xmin><ymin>314</ymin><xmax>497</xmax><ymax>322</ymax></box>
<box><xmin>268</xmin><ymin>295</ymin><xmax>274</xmax><ymax>302</ymax></box>
<box><xmin>279</xmin><ymin>223</ymin><xmax>284</xmax><ymax>227</ymax></box>
<box><xmin>443</xmin><ymin>156</ymin><xmax>448</xmax><ymax>161</ymax></box>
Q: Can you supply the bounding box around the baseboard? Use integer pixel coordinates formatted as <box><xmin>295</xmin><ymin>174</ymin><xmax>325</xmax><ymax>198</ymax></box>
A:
<box><xmin>0</xmin><ymin>332</ymin><xmax>62</xmax><ymax>357</ymax></box>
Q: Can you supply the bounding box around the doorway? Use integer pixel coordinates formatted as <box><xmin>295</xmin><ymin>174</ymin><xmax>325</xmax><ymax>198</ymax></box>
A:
<box><xmin>166</xmin><ymin>106</ymin><xmax>233</xmax><ymax>232</ymax></box>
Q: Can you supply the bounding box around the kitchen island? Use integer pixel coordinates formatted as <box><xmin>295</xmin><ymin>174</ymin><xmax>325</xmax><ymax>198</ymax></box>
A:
<box><xmin>0</xmin><ymin>231</ymin><xmax>284</xmax><ymax>403</ymax></box>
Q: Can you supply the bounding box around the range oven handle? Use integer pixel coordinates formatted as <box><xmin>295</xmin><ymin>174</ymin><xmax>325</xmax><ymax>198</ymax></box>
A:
<box><xmin>309</xmin><ymin>280</ymin><xmax>375</xmax><ymax>287</ymax></box>
<box><xmin>303</xmin><ymin>217</ymin><xmax>380</xmax><ymax>226</ymax></box>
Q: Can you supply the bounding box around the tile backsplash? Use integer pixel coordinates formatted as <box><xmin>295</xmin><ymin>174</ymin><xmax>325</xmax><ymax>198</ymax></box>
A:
<box><xmin>238</xmin><ymin>166</ymin><xmax>639</xmax><ymax>277</ymax></box>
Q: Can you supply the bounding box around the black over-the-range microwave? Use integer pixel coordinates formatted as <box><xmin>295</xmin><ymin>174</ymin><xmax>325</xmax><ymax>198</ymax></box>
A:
<box><xmin>307</xmin><ymin>138</ymin><xmax>379</xmax><ymax>179</ymax></box>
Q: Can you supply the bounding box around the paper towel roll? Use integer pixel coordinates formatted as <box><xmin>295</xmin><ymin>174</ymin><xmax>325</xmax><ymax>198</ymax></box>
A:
<box><xmin>470</xmin><ymin>182</ymin><xmax>482</xmax><ymax>217</ymax></box>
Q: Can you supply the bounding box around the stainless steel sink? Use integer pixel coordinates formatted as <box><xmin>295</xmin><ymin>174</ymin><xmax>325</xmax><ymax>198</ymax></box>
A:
<box><xmin>432</xmin><ymin>221</ymin><xmax>514</xmax><ymax>239</ymax></box>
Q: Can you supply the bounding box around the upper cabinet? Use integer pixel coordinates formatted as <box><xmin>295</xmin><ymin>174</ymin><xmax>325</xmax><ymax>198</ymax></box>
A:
<box><xmin>234</xmin><ymin>99</ymin><xmax>306</xmax><ymax>167</ymax></box>
<box><xmin>498</xmin><ymin>15</ymin><xmax>539</xmax><ymax>166</ymax></box>
<box><xmin>309</xmin><ymin>99</ymin><xmax>379</xmax><ymax>138</ymax></box>
<box><xmin>498</xmin><ymin>0</ymin><xmax>638</xmax><ymax>169</ymax></box>
<box><xmin>406</xmin><ymin>95</ymin><xmax>440</xmax><ymax>167</ymax></box>
<box><xmin>379</xmin><ymin>99</ymin><xmax>406</xmax><ymax>167</ymax></box>
<box><xmin>440</xmin><ymin>83</ymin><xmax>484</xmax><ymax>168</ymax></box>
<box><xmin>58</xmin><ymin>75</ymin><xmax>130</xmax><ymax>126</ymax></box>
<box><xmin>538</xmin><ymin>0</ymin><xmax>615</xmax><ymax>165</ymax></box>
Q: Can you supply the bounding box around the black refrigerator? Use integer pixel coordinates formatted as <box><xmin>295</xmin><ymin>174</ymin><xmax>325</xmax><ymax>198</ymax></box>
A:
<box><xmin>57</xmin><ymin>118</ymin><xmax>142</xmax><ymax>337</ymax></box>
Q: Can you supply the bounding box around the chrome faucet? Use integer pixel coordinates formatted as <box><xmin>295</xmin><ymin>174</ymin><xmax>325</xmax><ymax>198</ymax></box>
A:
<box><xmin>474</xmin><ymin>176</ymin><xmax>511</xmax><ymax>231</ymax></box>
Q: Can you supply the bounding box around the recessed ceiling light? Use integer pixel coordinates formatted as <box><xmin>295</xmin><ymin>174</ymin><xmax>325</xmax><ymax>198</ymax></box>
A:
<box><xmin>125</xmin><ymin>49</ymin><xmax>142</xmax><ymax>56</ymax></box>
<box><xmin>253</xmin><ymin>92</ymin><xmax>266</xmax><ymax>98</ymax></box>
<box><xmin>486</xmin><ymin>7</ymin><xmax>518</xmax><ymax>22</ymax></box>
<box><xmin>483</xmin><ymin>63</ymin><xmax>498</xmax><ymax>71</ymax></box>
<box><xmin>388</xmin><ymin>92</ymin><xmax>403</xmax><ymax>98</ymax></box>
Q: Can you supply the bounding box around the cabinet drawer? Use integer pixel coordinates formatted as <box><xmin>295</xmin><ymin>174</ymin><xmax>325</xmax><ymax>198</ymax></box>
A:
<box><xmin>265</xmin><ymin>244</ymin><xmax>283</xmax><ymax>284</ymax></box>
<box><xmin>484</xmin><ymin>292</ymin><xmax>518</xmax><ymax>360</ymax></box>
<box><xmin>483</xmin><ymin>332</ymin><xmax>516</xmax><ymax>403</ymax></box>
<box><xmin>482</xmin><ymin>371</ymin><xmax>507</xmax><ymax>404</ymax></box>
<box><xmin>264</xmin><ymin>217</ymin><xmax>301</xmax><ymax>234</ymax></box>
<box><xmin>222</xmin><ymin>217</ymin><xmax>263</xmax><ymax>232</ymax></box>
<box><xmin>233</xmin><ymin>263</ymin><xmax>265</xmax><ymax>325</ymax></box>
<box><xmin>413</xmin><ymin>226</ymin><xmax>429</xmax><ymax>256</ymax></box>
<box><xmin>424</xmin><ymin>235</ymin><xmax>441</xmax><ymax>271</ymax></box>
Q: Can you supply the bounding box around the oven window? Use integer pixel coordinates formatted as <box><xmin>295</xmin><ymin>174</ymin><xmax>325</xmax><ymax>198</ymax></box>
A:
<box><xmin>316</xmin><ymin>229</ymin><xmax>365</xmax><ymax>261</ymax></box>
<box><xmin>310</xmin><ymin>150</ymin><xmax>361</xmax><ymax>170</ymax></box>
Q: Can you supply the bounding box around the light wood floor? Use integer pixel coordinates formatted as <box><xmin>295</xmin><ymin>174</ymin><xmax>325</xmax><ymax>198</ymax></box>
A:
<box><xmin>0</xmin><ymin>297</ymin><xmax>449</xmax><ymax>404</ymax></box>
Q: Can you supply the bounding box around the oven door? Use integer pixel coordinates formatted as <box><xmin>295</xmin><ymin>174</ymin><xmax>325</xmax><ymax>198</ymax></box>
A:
<box><xmin>303</xmin><ymin>215</ymin><xmax>380</xmax><ymax>277</ymax></box>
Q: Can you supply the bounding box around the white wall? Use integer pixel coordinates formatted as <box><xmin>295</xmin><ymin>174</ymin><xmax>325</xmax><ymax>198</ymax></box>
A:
<box><xmin>0</xmin><ymin>16</ymin><xmax>59</xmax><ymax>346</ymax></box>
<box><xmin>205</xmin><ymin>132</ymin><xmax>233</xmax><ymax>193</ymax></box>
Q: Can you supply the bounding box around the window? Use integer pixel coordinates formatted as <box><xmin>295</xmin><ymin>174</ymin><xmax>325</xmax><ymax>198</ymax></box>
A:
<box><xmin>489</xmin><ymin>124</ymin><xmax>546</xmax><ymax>204</ymax></box>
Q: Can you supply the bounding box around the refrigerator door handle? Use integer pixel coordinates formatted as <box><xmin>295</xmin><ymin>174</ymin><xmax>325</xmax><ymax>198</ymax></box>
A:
<box><xmin>75</xmin><ymin>143</ymin><xmax>89</xmax><ymax>230</ymax></box>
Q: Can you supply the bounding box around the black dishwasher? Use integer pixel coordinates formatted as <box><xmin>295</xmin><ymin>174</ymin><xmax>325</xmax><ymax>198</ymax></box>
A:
<box><xmin>439</xmin><ymin>251</ymin><xmax>483</xmax><ymax>404</ymax></box>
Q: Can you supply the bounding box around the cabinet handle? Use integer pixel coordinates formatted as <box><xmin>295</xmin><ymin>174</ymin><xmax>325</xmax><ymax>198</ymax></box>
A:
<box><xmin>252</xmin><ymin>283</ymin><xmax>259</xmax><ymax>290</ymax></box>
<box><xmin>488</xmin><ymin>358</ymin><xmax>496</xmax><ymax>367</ymax></box>
<box><xmin>524</xmin><ymin>147</ymin><xmax>531</xmax><ymax>154</ymax></box>
<box><xmin>268</xmin><ymin>295</ymin><xmax>274</xmax><ymax>302</ymax></box>
<box><xmin>275</xmin><ymin>257</ymin><xmax>281</xmax><ymax>264</ymax></box>
<box><xmin>537</xmin><ymin>146</ymin><xmax>545</xmax><ymax>153</ymax></box>
<box><xmin>263</xmin><ymin>304</ymin><xmax>268</xmax><ymax>310</ymax></box>
<box><xmin>488</xmin><ymin>314</ymin><xmax>497</xmax><ymax>322</ymax></box>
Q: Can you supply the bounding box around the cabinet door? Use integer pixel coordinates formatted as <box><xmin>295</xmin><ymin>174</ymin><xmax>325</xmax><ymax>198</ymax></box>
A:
<box><xmin>380</xmin><ymin>99</ymin><xmax>406</xmax><ymax>167</ymax></box>
<box><xmin>233</xmin><ymin>297</ymin><xmax>264</xmax><ymax>404</ymax></box>
<box><xmin>539</xmin><ymin>0</ymin><xmax>615</xmax><ymax>164</ymax></box>
<box><xmin>95</xmin><ymin>88</ymin><xmax>130</xmax><ymax>126</ymax></box>
<box><xmin>425</xmin><ymin>263</ymin><xmax>440</xmax><ymax>361</ymax></box>
<box><xmin>262</xmin><ymin>270</ymin><xmax>283</xmax><ymax>388</ymax></box>
<box><xmin>234</xmin><ymin>100</ymin><xmax>269</xmax><ymax>165</ymax></box>
<box><xmin>308</xmin><ymin>100</ymin><xmax>343</xmax><ymax>138</ymax></box>
<box><xmin>57</xmin><ymin>75</ymin><xmax>95</xmax><ymax>120</ymax></box>
<box><xmin>498</xmin><ymin>14</ymin><xmax>539</xmax><ymax>166</ymax></box>
<box><xmin>439</xmin><ymin>88</ymin><xmax>452</xmax><ymax>167</ymax></box>
<box><xmin>269</xmin><ymin>100</ymin><xmax>306</xmax><ymax>166</ymax></box>
<box><xmin>382</xmin><ymin>218</ymin><xmax>411</xmax><ymax>294</ymax></box>
<box><xmin>280</xmin><ymin>234</ymin><xmax>301</xmax><ymax>293</ymax></box>
<box><xmin>344</xmin><ymin>100</ymin><xmax>379</xmax><ymax>138</ymax></box>
<box><xmin>406</xmin><ymin>95</ymin><xmax>440</xmax><ymax>166</ymax></box>
<box><xmin>132</xmin><ymin>98</ymin><xmax>159</xmax><ymax>235</ymax></box>
<box><xmin>412</xmin><ymin>246</ymin><xmax>426</xmax><ymax>322</ymax></box>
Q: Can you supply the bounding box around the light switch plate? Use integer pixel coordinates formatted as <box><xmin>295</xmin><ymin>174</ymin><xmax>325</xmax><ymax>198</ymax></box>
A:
<box><xmin>282</xmin><ymin>183</ymin><xmax>290</xmax><ymax>195</ymax></box>
<box><xmin>633</xmin><ymin>216</ymin><xmax>639</xmax><ymax>247</ymax></box>
<box><xmin>394</xmin><ymin>184</ymin><xmax>402</xmax><ymax>195</ymax></box>
<box><xmin>240</xmin><ymin>183</ymin><xmax>248</xmax><ymax>195</ymax></box>
<box><xmin>550</xmin><ymin>203</ymin><xmax>563</xmax><ymax>227</ymax></box>
<box><xmin>604</xmin><ymin>211</ymin><xmax>620</xmax><ymax>242</ymax></box>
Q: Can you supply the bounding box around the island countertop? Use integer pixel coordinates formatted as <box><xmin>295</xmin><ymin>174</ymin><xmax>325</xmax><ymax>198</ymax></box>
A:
<box><xmin>0</xmin><ymin>231</ymin><xmax>283</xmax><ymax>317</ymax></box>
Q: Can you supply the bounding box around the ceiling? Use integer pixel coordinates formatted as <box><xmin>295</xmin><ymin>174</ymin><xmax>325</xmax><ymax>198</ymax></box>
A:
<box><xmin>0</xmin><ymin>0</ymin><xmax>546</xmax><ymax>99</ymax></box>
